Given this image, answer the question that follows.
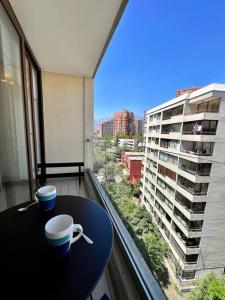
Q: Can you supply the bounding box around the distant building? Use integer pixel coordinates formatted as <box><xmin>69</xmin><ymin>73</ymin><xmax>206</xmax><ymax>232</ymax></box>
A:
<box><xmin>113</xmin><ymin>109</ymin><xmax>134</xmax><ymax>136</ymax></box>
<box><xmin>176</xmin><ymin>87</ymin><xmax>200</xmax><ymax>97</ymax></box>
<box><xmin>134</xmin><ymin>118</ymin><xmax>144</xmax><ymax>134</ymax></box>
<box><xmin>122</xmin><ymin>152</ymin><xmax>144</xmax><ymax>184</ymax></box>
<box><xmin>99</xmin><ymin>119</ymin><xmax>113</xmax><ymax>137</ymax></box>
<box><xmin>118</xmin><ymin>139</ymin><xmax>136</xmax><ymax>150</ymax></box>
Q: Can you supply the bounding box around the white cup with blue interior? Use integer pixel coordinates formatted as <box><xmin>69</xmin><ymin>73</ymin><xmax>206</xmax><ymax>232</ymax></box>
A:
<box><xmin>35</xmin><ymin>186</ymin><xmax>56</xmax><ymax>211</ymax></box>
<box><xmin>45</xmin><ymin>215</ymin><xmax>83</xmax><ymax>257</ymax></box>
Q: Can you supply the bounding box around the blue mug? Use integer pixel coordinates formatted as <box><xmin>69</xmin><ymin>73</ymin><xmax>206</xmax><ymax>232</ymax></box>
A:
<box><xmin>35</xmin><ymin>186</ymin><xmax>56</xmax><ymax>211</ymax></box>
<box><xmin>45</xmin><ymin>215</ymin><xmax>83</xmax><ymax>257</ymax></box>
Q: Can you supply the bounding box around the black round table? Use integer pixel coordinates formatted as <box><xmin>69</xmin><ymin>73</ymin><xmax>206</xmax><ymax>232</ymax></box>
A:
<box><xmin>0</xmin><ymin>196</ymin><xmax>113</xmax><ymax>300</ymax></box>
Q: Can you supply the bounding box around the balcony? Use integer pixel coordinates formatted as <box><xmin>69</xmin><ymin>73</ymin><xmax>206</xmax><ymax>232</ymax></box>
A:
<box><xmin>182</xmin><ymin>120</ymin><xmax>218</xmax><ymax>135</ymax></box>
<box><xmin>161</xmin><ymin>123</ymin><xmax>181</xmax><ymax>134</ymax></box>
<box><xmin>179</xmin><ymin>158</ymin><xmax>211</xmax><ymax>176</ymax></box>
<box><xmin>162</xmin><ymin>105</ymin><xmax>184</xmax><ymax>120</ymax></box>
<box><xmin>181</xmin><ymin>141</ymin><xmax>214</xmax><ymax>156</ymax></box>
<box><xmin>173</xmin><ymin>207</ymin><xmax>203</xmax><ymax>232</ymax></box>
<box><xmin>160</xmin><ymin>138</ymin><xmax>180</xmax><ymax>152</ymax></box>
<box><xmin>170</xmin><ymin>235</ymin><xmax>199</xmax><ymax>266</ymax></box>
<box><xmin>175</xmin><ymin>191</ymin><xmax>206</xmax><ymax>214</ymax></box>
<box><xmin>177</xmin><ymin>175</ymin><xmax>208</xmax><ymax>196</ymax></box>
<box><xmin>174</xmin><ymin>191</ymin><xmax>206</xmax><ymax>221</ymax></box>
<box><xmin>0</xmin><ymin>1</ymin><xmax>167</xmax><ymax>299</ymax></box>
<box><xmin>184</xmin><ymin>98</ymin><xmax>220</xmax><ymax>116</ymax></box>
<box><xmin>171</xmin><ymin>222</ymin><xmax>200</xmax><ymax>254</ymax></box>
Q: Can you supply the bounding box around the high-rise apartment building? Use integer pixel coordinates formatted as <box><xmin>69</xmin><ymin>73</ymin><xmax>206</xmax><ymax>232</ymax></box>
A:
<box><xmin>99</xmin><ymin>119</ymin><xmax>114</xmax><ymax>137</ymax></box>
<box><xmin>134</xmin><ymin>118</ymin><xmax>144</xmax><ymax>134</ymax></box>
<box><xmin>113</xmin><ymin>109</ymin><xmax>134</xmax><ymax>136</ymax></box>
<box><xmin>141</xmin><ymin>84</ymin><xmax>225</xmax><ymax>291</ymax></box>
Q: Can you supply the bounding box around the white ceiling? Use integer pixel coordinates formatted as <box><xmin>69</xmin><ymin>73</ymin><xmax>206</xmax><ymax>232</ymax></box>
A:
<box><xmin>9</xmin><ymin>0</ymin><xmax>125</xmax><ymax>77</ymax></box>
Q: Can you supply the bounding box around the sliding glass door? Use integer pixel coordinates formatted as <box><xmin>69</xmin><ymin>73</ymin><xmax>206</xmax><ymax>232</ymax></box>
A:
<box><xmin>0</xmin><ymin>3</ymin><xmax>30</xmax><ymax>210</ymax></box>
<box><xmin>25</xmin><ymin>55</ymin><xmax>37</xmax><ymax>187</ymax></box>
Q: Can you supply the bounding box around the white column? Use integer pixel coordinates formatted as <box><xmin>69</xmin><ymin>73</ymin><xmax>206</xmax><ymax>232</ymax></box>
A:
<box><xmin>83</xmin><ymin>77</ymin><xmax>94</xmax><ymax>170</ymax></box>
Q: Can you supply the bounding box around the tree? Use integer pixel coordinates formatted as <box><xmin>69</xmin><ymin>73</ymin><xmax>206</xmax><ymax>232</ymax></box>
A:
<box><xmin>98</xmin><ymin>162</ymin><xmax>123</xmax><ymax>182</ymax></box>
<box><xmin>102</xmin><ymin>134</ymin><xmax>113</xmax><ymax>141</ymax></box>
<box><xmin>93</xmin><ymin>150</ymin><xmax>105</xmax><ymax>172</ymax></box>
<box><xmin>106</xmin><ymin>180</ymin><xmax>133</xmax><ymax>202</ymax></box>
<box><xmin>103</xmin><ymin>178</ymin><xmax>170</xmax><ymax>287</ymax></box>
<box><xmin>106</xmin><ymin>152</ymin><xmax>116</xmax><ymax>163</ymax></box>
<box><xmin>115</xmin><ymin>132</ymin><xmax>131</xmax><ymax>140</ymax></box>
<box><xmin>132</xmin><ymin>180</ymin><xmax>142</xmax><ymax>197</ymax></box>
<box><xmin>142</xmin><ymin>232</ymin><xmax>169</xmax><ymax>273</ymax></box>
<box><xmin>133</xmin><ymin>132</ymin><xmax>143</xmax><ymax>143</ymax></box>
<box><xmin>189</xmin><ymin>273</ymin><xmax>225</xmax><ymax>300</ymax></box>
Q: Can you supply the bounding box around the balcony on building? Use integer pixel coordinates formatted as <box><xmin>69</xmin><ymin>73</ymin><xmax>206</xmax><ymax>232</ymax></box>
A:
<box><xmin>171</xmin><ymin>222</ymin><xmax>201</xmax><ymax>249</ymax></box>
<box><xmin>170</xmin><ymin>235</ymin><xmax>199</xmax><ymax>265</ymax></box>
<box><xmin>182</xmin><ymin>120</ymin><xmax>218</xmax><ymax>135</ymax></box>
<box><xmin>175</xmin><ymin>191</ymin><xmax>206</xmax><ymax>214</ymax></box>
<box><xmin>173</xmin><ymin>207</ymin><xmax>204</xmax><ymax>232</ymax></box>
<box><xmin>181</xmin><ymin>140</ymin><xmax>214</xmax><ymax>156</ymax></box>
<box><xmin>178</xmin><ymin>158</ymin><xmax>211</xmax><ymax>176</ymax></box>
<box><xmin>162</xmin><ymin>105</ymin><xmax>184</xmax><ymax>120</ymax></box>
<box><xmin>184</xmin><ymin>98</ymin><xmax>220</xmax><ymax>116</ymax></box>
<box><xmin>149</xmin><ymin>125</ymin><xmax>160</xmax><ymax>135</ymax></box>
<box><xmin>160</xmin><ymin>138</ymin><xmax>180</xmax><ymax>151</ymax></box>
<box><xmin>149</xmin><ymin>112</ymin><xmax>161</xmax><ymax>123</ymax></box>
<box><xmin>177</xmin><ymin>175</ymin><xmax>209</xmax><ymax>195</ymax></box>
<box><xmin>161</xmin><ymin>123</ymin><xmax>181</xmax><ymax>134</ymax></box>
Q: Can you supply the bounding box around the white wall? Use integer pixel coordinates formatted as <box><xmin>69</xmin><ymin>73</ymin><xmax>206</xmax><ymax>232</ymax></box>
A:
<box><xmin>42</xmin><ymin>71</ymin><xmax>93</xmax><ymax>172</ymax></box>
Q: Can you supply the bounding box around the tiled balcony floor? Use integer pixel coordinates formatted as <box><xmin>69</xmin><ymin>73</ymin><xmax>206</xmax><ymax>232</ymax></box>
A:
<box><xmin>47</xmin><ymin>177</ymin><xmax>113</xmax><ymax>300</ymax></box>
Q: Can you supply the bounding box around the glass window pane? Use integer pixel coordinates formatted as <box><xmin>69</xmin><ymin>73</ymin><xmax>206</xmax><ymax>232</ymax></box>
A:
<box><xmin>0</xmin><ymin>3</ymin><xmax>30</xmax><ymax>211</ymax></box>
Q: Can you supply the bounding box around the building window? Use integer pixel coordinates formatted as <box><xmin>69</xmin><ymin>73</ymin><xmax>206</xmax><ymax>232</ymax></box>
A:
<box><xmin>158</xmin><ymin>164</ymin><xmax>176</xmax><ymax>181</ymax></box>
<box><xmin>181</xmin><ymin>270</ymin><xmax>196</xmax><ymax>280</ymax></box>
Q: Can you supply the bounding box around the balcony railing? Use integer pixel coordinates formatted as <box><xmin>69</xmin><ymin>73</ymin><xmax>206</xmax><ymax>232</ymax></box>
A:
<box><xmin>161</xmin><ymin>123</ymin><xmax>181</xmax><ymax>134</ymax></box>
<box><xmin>171</xmin><ymin>223</ymin><xmax>200</xmax><ymax>249</ymax></box>
<box><xmin>178</xmin><ymin>159</ymin><xmax>211</xmax><ymax>176</ymax></box>
<box><xmin>182</xmin><ymin>120</ymin><xmax>218</xmax><ymax>135</ymax></box>
<box><xmin>173</xmin><ymin>208</ymin><xmax>203</xmax><ymax>231</ymax></box>
<box><xmin>175</xmin><ymin>192</ymin><xmax>206</xmax><ymax>214</ymax></box>
<box><xmin>184</xmin><ymin>99</ymin><xmax>220</xmax><ymax>116</ymax></box>
<box><xmin>181</xmin><ymin>141</ymin><xmax>214</xmax><ymax>156</ymax></box>
<box><xmin>170</xmin><ymin>236</ymin><xmax>198</xmax><ymax>265</ymax></box>
<box><xmin>177</xmin><ymin>176</ymin><xmax>208</xmax><ymax>196</ymax></box>
<box><xmin>162</xmin><ymin>105</ymin><xmax>184</xmax><ymax>120</ymax></box>
<box><xmin>184</xmin><ymin>108</ymin><xmax>219</xmax><ymax>115</ymax></box>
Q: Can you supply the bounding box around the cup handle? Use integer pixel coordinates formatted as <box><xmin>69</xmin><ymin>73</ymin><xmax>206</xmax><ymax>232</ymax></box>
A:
<box><xmin>71</xmin><ymin>224</ymin><xmax>83</xmax><ymax>244</ymax></box>
<box><xmin>34</xmin><ymin>193</ymin><xmax>39</xmax><ymax>202</ymax></box>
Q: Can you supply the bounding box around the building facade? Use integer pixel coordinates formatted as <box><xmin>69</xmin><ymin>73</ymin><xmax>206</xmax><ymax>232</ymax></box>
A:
<box><xmin>122</xmin><ymin>152</ymin><xmax>143</xmax><ymax>184</ymax></box>
<box><xmin>141</xmin><ymin>84</ymin><xmax>225</xmax><ymax>290</ymax></box>
<box><xmin>113</xmin><ymin>109</ymin><xmax>134</xmax><ymax>136</ymax></box>
<box><xmin>99</xmin><ymin>119</ymin><xmax>114</xmax><ymax>137</ymax></box>
<box><xmin>118</xmin><ymin>139</ymin><xmax>136</xmax><ymax>150</ymax></box>
<box><xmin>134</xmin><ymin>118</ymin><xmax>144</xmax><ymax>134</ymax></box>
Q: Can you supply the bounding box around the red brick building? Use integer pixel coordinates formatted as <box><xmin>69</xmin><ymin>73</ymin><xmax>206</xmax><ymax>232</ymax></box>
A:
<box><xmin>122</xmin><ymin>152</ymin><xmax>143</xmax><ymax>184</ymax></box>
<box><xmin>176</xmin><ymin>87</ymin><xmax>200</xmax><ymax>97</ymax></box>
<box><xmin>113</xmin><ymin>109</ymin><xmax>134</xmax><ymax>136</ymax></box>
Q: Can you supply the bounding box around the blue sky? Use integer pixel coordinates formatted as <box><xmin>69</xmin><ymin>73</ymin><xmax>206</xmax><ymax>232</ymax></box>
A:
<box><xmin>94</xmin><ymin>0</ymin><xmax>225</xmax><ymax>120</ymax></box>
